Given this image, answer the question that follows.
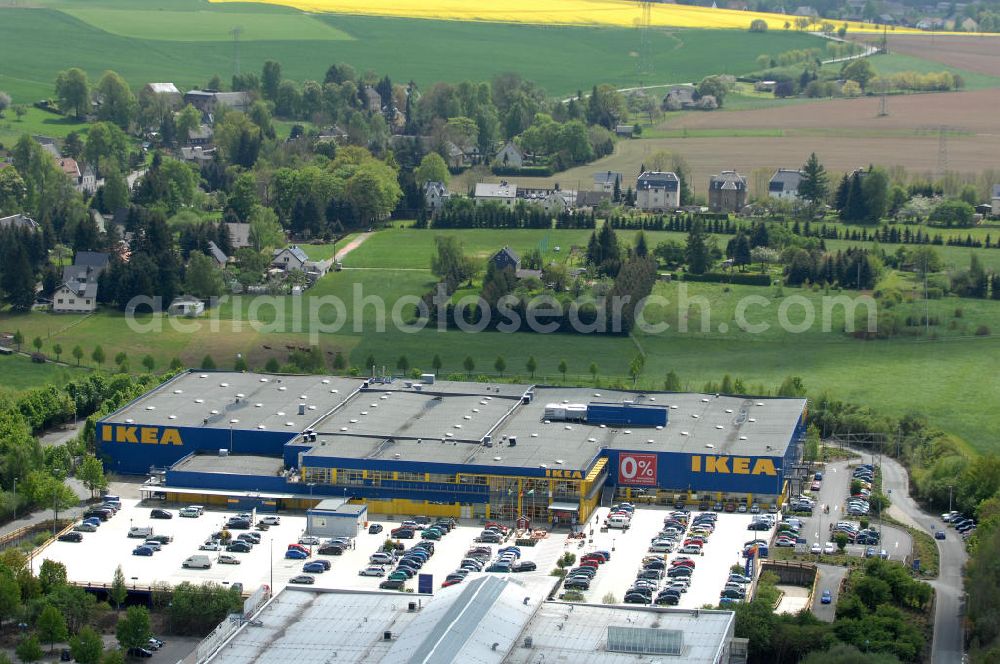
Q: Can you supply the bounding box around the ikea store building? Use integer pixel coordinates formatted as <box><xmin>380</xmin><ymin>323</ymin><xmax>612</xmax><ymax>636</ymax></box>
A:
<box><xmin>99</xmin><ymin>371</ymin><xmax>807</xmax><ymax>524</ymax></box>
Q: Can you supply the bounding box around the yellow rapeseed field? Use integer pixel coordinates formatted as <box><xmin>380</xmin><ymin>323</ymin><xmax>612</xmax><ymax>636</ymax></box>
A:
<box><xmin>209</xmin><ymin>0</ymin><xmax>928</xmax><ymax>34</ymax></box>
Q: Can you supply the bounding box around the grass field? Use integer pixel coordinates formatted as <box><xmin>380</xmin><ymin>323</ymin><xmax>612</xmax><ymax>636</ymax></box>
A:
<box><xmin>0</xmin><ymin>106</ymin><xmax>89</xmax><ymax>148</ymax></box>
<box><xmin>0</xmin><ymin>4</ymin><xmax>828</xmax><ymax>102</ymax></box>
<box><xmin>3</xmin><ymin>226</ymin><xmax>997</xmax><ymax>453</ymax></box>
<box><xmin>209</xmin><ymin>0</ymin><xmax>928</xmax><ymax>33</ymax></box>
<box><xmin>0</xmin><ymin>354</ymin><xmax>87</xmax><ymax>393</ymax></box>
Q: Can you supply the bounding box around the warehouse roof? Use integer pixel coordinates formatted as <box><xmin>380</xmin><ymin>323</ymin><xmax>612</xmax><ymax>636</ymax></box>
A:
<box><xmin>301</xmin><ymin>383</ymin><xmax>803</xmax><ymax>472</ymax></box>
<box><xmin>205</xmin><ymin>578</ymin><xmax>737</xmax><ymax>664</ymax></box>
<box><xmin>102</xmin><ymin>371</ymin><xmax>361</xmax><ymax>432</ymax></box>
<box><xmin>171</xmin><ymin>454</ymin><xmax>285</xmax><ymax>477</ymax></box>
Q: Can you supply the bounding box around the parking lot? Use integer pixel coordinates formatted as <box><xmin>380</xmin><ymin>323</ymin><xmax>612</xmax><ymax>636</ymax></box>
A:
<box><xmin>31</xmin><ymin>499</ymin><xmax>570</xmax><ymax>594</ymax></box>
<box><xmin>564</xmin><ymin>505</ymin><xmax>775</xmax><ymax>609</ymax></box>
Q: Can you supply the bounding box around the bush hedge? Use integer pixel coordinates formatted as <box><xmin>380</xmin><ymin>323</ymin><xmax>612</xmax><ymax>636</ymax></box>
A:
<box><xmin>682</xmin><ymin>272</ymin><xmax>772</xmax><ymax>286</ymax></box>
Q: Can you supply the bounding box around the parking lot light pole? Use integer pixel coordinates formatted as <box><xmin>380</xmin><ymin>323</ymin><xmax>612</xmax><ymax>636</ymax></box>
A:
<box><xmin>11</xmin><ymin>478</ymin><xmax>16</xmax><ymax>521</ymax></box>
<box><xmin>948</xmin><ymin>485</ymin><xmax>953</xmax><ymax>513</ymax></box>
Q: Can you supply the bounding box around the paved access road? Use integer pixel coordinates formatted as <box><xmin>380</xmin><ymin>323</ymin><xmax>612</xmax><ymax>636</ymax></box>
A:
<box><xmin>846</xmin><ymin>448</ymin><xmax>968</xmax><ymax>664</ymax></box>
<box><xmin>812</xmin><ymin>563</ymin><xmax>849</xmax><ymax>622</ymax></box>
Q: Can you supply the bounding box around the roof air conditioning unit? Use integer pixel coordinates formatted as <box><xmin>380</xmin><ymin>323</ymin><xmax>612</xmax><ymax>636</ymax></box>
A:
<box><xmin>383</xmin><ymin>631</ymin><xmax>393</xmax><ymax>641</ymax></box>
<box><xmin>298</xmin><ymin>404</ymin><xmax>306</xmax><ymax>415</ymax></box>
<box><xmin>509</xmin><ymin>436</ymin><xmax>517</xmax><ymax>447</ymax></box>
<box><xmin>408</xmin><ymin>602</ymin><xmax>417</xmax><ymax>612</ymax></box>
<box><xmin>523</xmin><ymin>636</ymin><xmax>533</xmax><ymax>648</ymax></box>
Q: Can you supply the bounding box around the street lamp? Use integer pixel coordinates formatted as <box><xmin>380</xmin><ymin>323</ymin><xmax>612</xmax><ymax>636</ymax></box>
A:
<box><xmin>12</xmin><ymin>477</ymin><xmax>17</xmax><ymax>521</ymax></box>
<box><xmin>948</xmin><ymin>485</ymin><xmax>953</xmax><ymax>513</ymax></box>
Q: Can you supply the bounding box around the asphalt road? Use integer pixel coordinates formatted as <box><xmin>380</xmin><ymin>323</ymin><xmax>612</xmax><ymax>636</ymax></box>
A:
<box><xmin>812</xmin><ymin>563</ymin><xmax>849</xmax><ymax>622</ymax></box>
<box><xmin>846</xmin><ymin>447</ymin><xmax>968</xmax><ymax>664</ymax></box>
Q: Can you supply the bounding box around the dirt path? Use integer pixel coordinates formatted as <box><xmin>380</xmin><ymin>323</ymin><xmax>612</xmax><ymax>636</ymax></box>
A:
<box><xmin>334</xmin><ymin>232</ymin><xmax>372</xmax><ymax>262</ymax></box>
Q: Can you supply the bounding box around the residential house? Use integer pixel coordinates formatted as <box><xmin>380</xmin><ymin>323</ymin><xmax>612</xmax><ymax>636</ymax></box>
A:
<box><xmin>542</xmin><ymin>191</ymin><xmax>571</xmax><ymax>214</ymax></box>
<box><xmin>474</xmin><ymin>181</ymin><xmax>518</xmax><ymax>207</ymax></box>
<box><xmin>575</xmin><ymin>190</ymin><xmax>612</xmax><ymax>208</ymax></box>
<box><xmin>52</xmin><ymin>252</ymin><xmax>109</xmax><ymax>314</ymax></box>
<box><xmin>180</xmin><ymin>146</ymin><xmax>216</xmax><ymax>163</ymax></box>
<box><xmin>167</xmin><ymin>296</ymin><xmax>205</xmax><ymax>317</ymax></box>
<box><xmin>57</xmin><ymin>157</ymin><xmax>98</xmax><ymax>195</ymax></box>
<box><xmin>495</xmin><ymin>142</ymin><xmax>526</xmax><ymax>169</ymax></box>
<box><xmin>593</xmin><ymin>171</ymin><xmax>622</xmax><ymax>193</ymax></box>
<box><xmin>615</xmin><ymin>124</ymin><xmax>636</xmax><ymax>138</ymax></box>
<box><xmin>142</xmin><ymin>83</ymin><xmax>183</xmax><ymax>109</ymax></box>
<box><xmin>34</xmin><ymin>136</ymin><xmax>62</xmax><ymax>160</ymax></box>
<box><xmin>0</xmin><ymin>213</ymin><xmax>40</xmax><ymax>231</ymax></box>
<box><xmin>636</xmin><ymin>171</ymin><xmax>680</xmax><ymax>211</ymax></box>
<box><xmin>207</xmin><ymin>241</ymin><xmax>228</xmax><ymax>268</ymax></box>
<box><xmin>363</xmin><ymin>86</ymin><xmax>382</xmax><ymax>113</ymax></box>
<box><xmin>490</xmin><ymin>246</ymin><xmax>541</xmax><ymax>280</ymax></box>
<box><xmin>708</xmin><ymin>171</ymin><xmax>748</xmax><ymax>213</ymax></box>
<box><xmin>79</xmin><ymin>164</ymin><xmax>98</xmax><ymax>195</ymax></box>
<box><xmin>183</xmin><ymin>90</ymin><xmax>251</xmax><ymax>115</ymax></box>
<box><xmin>662</xmin><ymin>86</ymin><xmax>697</xmax><ymax>110</ymax></box>
<box><xmin>768</xmin><ymin>169</ymin><xmax>804</xmax><ymax>201</ymax></box>
<box><xmin>423</xmin><ymin>181</ymin><xmax>451</xmax><ymax>215</ymax></box>
<box><xmin>272</xmin><ymin>245</ymin><xmax>310</xmax><ymax>272</ymax></box>
<box><xmin>226</xmin><ymin>222</ymin><xmax>252</xmax><ymax>249</ymax></box>
<box><xmin>991</xmin><ymin>184</ymin><xmax>1000</xmax><ymax>216</ymax></box>
<box><xmin>187</xmin><ymin>124</ymin><xmax>214</xmax><ymax>146</ymax></box>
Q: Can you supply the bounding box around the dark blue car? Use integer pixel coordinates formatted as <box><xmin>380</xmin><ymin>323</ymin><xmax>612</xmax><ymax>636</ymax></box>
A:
<box><xmin>132</xmin><ymin>546</ymin><xmax>154</xmax><ymax>556</ymax></box>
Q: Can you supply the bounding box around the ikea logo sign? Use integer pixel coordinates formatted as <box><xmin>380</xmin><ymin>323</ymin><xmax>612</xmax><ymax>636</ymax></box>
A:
<box><xmin>101</xmin><ymin>425</ymin><xmax>183</xmax><ymax>446</ymax></box>
<box><xmin>545</xmin><ymin>469</ymin><xmax>583</xmax><ymax>480</ymax></box>
<box><xmin>690</xmin><ymin>455</ymin><xmax>777</xmax><ymax>476</ymax></box>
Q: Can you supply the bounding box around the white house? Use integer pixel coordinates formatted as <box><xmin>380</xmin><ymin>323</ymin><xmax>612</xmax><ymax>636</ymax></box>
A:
<box><xmin>53</xmin><ymin>264</ymin><xmax>101</xmax><ymax>313</ymax></box>
<box><xmin>768</xmin><ymin>169</ymin><xmax>805</xmax><ymax>201</ymax></box>
<box><xmin>272</xmin><ymin>245</ymin><xmax>310</xmax><ymax>271</ymax></box>
<box><xmin>593</xmin><ymin>171</ymin><xmax>622</xmax><ymax>193</ymax></box>
<box><xmin>423</xmin><ymin>181</ymin><xmax>450</xmax><ymax>214</ymax></box>
<box><xmin>992</xmin><ymin>184</ymin><xmax>1000</xmax><ymax>217</ymax></box>
<box><xmin>636</xmin><ymin>171</ymin><xmax>680</xmax><ymax>211</ymax></box>
<box><xmin>495</xmin><ymin>142</ymin><xmax>525</xmax><ymax>169</ymax></box>
<box><xmin>474</xmin><ymin>181</ymin><xmax>518</xmax><ymax>207</ymax></box>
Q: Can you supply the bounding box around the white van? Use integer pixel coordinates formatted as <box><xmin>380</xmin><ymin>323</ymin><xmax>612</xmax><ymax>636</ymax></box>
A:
<box><xmin>182</xmin><ymin>555</ymin><xmax>212</xmax><ymax>569</ymax></box>
<box><xmin>128</xmin><ymin>526</ymin><xmax>153</xmax><ymax>538</ymax></box>
<box><xmin>607</xmin><ymin>515</ymin><xmax>631</xmax><ymax>529</ymax></box>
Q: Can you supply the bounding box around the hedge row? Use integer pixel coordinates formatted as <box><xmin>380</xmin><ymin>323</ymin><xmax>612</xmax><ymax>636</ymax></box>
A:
<box><xmin>491</xmin><ymin>166</ymin><xmax>554</xmax><ymax>177</ymax></box>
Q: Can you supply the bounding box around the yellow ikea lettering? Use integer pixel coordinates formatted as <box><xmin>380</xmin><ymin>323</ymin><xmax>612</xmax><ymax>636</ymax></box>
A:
<box><xmin>705</xmin><ymin>456</ymin><xmax>730</xmax><ymax>473</ymax></box>
<box><xmin>101</xmin><ymin>425</ymin><xmax>113</xmax><ymax>442</ymax></box>
<box><xmin>751</xmin><ymin>459</ymin><xmax>777</xmax><ymax>476</ymax></box>
<box><xmin>545</xmin><ymin>469</ymin><xmax>582</xmax><ymax>480</ymax></box>
<box><xmin>110</xmin><ymin>426</ymin><xmax>183</xmax><ymax>446</ymax></box>
<box><xmin>691</xmin><ymin>455</ymin><xmax>778</xmax><ymax>476</ymax></box>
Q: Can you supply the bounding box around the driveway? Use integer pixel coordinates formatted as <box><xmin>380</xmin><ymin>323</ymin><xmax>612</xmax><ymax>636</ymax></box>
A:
<box><xmin>811</xmin><ymin>563</ymin><xmax>849</xmax><ymax>622</ymax></box>
<box><xmin>845</xmin><ymin>447</ymin><xmax>967</xmax><ymax>664</ymax></box>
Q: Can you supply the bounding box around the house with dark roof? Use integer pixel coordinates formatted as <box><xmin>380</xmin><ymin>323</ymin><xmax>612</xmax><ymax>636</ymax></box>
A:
<box><xmin>662</xmin><ymin>86</ymin><xmax>697</xmax><ymax>111</ymax></box>
<box><xmin>226</xmin><ymin>222</ymin><xmax>251</xmax><ymax>249</ymax></box>
<box><xmin>74</xmin><ymin>251</ymin><xmax>111</xmax><ymax>271</ymax></box>
<box><xmin>708</xmin><ymin>171</ymin><xmax>747</xmax><ymax>213</ymax></box>
<box><xmin>272</xmin><ymin>246</ymin><xmax>310</xmax><ymax>272</ymax></box>
<box><xmin>53</xmin><ymin>253</ymin><xmax>109</xmax><ymax>313</ymax></box>
<box><xmin>0</xmin><ymin>214</ymin><xmax>40</xmax><ymax>231</ymax></box>
<box><xmin>636</xmin><ymin>171</ymin><xmax>680</xmax><ymax>211</ymax></box>
<box><xmin>768</xmin><ymin>169</ymin><xmax>805</xmax><ymax>201</ymax></box>
<box><xmin>423</xmin><ymin>181</ymin><xmax>450</xmax><ymax>215</ymax></box>
<box><xmin>490</xmin><ymin>246</ymin><xmax>541</xmax><ymax>280</ymax></box>
<box><xmin>575</xmin><ymin>190</ymin><xmax>612</xmax><ymax>208</ymax></box>
<box><xmin>363</xmin><ymin>86</ymin><xmax>382</xmax><ymax>113</ymax></box>
<box><xmin>183</xmin><ymin>90</ymin><xmax>251</xmax><ymax>115</ymax></box>
<box><xmin>495</xmin><ymin>142</ymin><xmax>525</xmax><ymax>169</ymax></box>
<box><xmin>207</xmin><ymin>241</ymin><xmax>228</xmax><ymax>267</ymax></box>
<box><xmin>593</xmin><ymin>171</ymin><xmax>622</xmax><ymax>193</ymax></box>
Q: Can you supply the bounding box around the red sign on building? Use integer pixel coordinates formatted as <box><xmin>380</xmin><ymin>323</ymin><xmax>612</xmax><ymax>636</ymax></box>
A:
<box><xmin>618</xmin><ymin>453</ymin><xmax>657</xmax><ymax>486</ymax></box>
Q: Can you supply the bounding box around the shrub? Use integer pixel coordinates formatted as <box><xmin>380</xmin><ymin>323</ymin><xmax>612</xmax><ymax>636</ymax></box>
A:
<box><xmin>749</xmin><ymin>18</ymin><xmax>769</xmax><ymax>32</ymax></box>
<box><xmin>975</xmin><ymin>324</ymin><xmax>990</xmax><ymax>336</ymax></box>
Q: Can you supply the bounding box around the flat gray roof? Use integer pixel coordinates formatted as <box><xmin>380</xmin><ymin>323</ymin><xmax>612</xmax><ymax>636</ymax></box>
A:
<box><xmin>103</xmin><ymin>371</ymin><xmax>361</xmax><ymax>433</ymax></box>
<box><xmin>171</xmin><ymin>454</ymin><xmax>285</xmax><ymax>476</ymax></box>
<box><xmin>303</xmin><ymin>383</ymin><xmax>803</xmax><ymax>472</ymax></box>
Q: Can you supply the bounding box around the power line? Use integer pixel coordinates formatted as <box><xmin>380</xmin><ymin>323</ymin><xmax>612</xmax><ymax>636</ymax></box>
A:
<box><xmin>636</xmin><ymin>0</ymin><xmax>653</xmax><ymax>83</ymax></box>
<box><xmin>231</xmin><ymin>26</ymin><xmax>243</xmax><ymax>76</ymax></box>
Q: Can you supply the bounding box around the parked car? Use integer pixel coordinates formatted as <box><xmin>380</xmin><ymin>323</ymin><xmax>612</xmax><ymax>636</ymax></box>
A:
<box><xmin>392</xmin><ymin>528</ymin><xmax>416</xmax><ymax>540</ymax></box>
<box><xmin>218</xmin><ymin>554</ymin><xmax>241</xmax><ymax>565</ymax></box>
<box><xmin>821</xmin><ymin>589</ymin><xmax>833</xmax><ymax>604</ymax></box>
<box><xmin>238</xmin><ymin>533</ymin><xmax>261</xmax><ymax>544</ymax></box>
<box><xmin>319</xmin><ymin>544</ymin><xmax>345</xmax><ymax>556</ymax></box>
<box><xmin>303</xmin><ymin>561</ymin><xmax>327</xmax><ymax>573</ymax></box>
<box><xmin>58</xmin><ymin>532</ymin><xmax>83</xmax><ymax>543</ymax></box>
<box><xmin>150</xmin><ymin>509</ymin><xmax>173</xmax><ymax>519</ymax></box>
<box><xmin>200</xmin><ymin>541</ymin><xmax>221</xmax><ymax>551</ymax></box>
<box><xmin>369</xmin><ymin>523</ymin><xmax>384</xmax><ymax>534</ymax></box>
<box><xmin>290</xmin><ymin>575</ymin><xmax>315</xmax><ymax>585</ymax></box>
<box><xmin>563</xmin><ymin>577</ymin><xmax>590</xmax><ymax>590</ymax></box>
<box><xmin>935</xmin><ymin>531</ymin><xmax>946</xmax><ymax>540</ymax></box>
<box><xmin>227</xmin><ymin>541</ymin><xmax>252</xmax><ymax>553</ymax></box>
<box><xmin>127</xmin><ymin>647</ymin><xmax>154</xmax><ymax>658</ymax></box>
<box><xmin>179</xmin><ymin>507</ymin><xmax>200</xmax><ymax>518</ymax></box>
<box><xmin>298</xmin><ymin>536</ymin><xmax>321</xmax><ymax>545</ymax></box>
<box><xmin>512</xmin><ymin>560</ymin><xmax>537</xmax><ymax>573</ymax></box>
<box><xmin>285</xmin><ymin>549</ymin><xmax>308</xmax><ymax>560</ymax></box>
<box><xmin>132</xmin><ymin>546</ymin><xmax>155</xmax><ymax>556</ymax></box>
<box><xmin>360</xmin><ymin>566</ymin><xmax>387</xmax><ymax>577</ymax></box>
<box><xmin>73</xmin><ymin>522</ymin><xmax>98</xmax><ymax>532</ymax></box>
<box><xmin>810</xmin><ymin>543</ymin><xmax>822</xmax><ymax>554</ymax></box>
<box><xmin>370</xmin><ymin>552</ymin><xmax>395</xmax><ymax>565</ymax></box>
<box><xmin>379</xmin><ymin>579</ymin><xmax>405</xmax><ymax>590</ymax></box>
<box><xmin>259</xmin><ymin>516</ymin><xmax>281</xmax><ymax>525</ymax></box>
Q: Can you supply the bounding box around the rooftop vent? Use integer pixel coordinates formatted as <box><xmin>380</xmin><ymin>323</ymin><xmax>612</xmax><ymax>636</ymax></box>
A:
<box><xmin>145</xmin><ymin>406</ymin><xmax>155</xmax><ymax>411</ymax></box>
<box><xmin>277</xmin><ymin>411</ymin><xmax>285</xmax><ymax>416</ymax></box>
<box><xmin>715</xmin><ymin>425</ymin><xmax>724</xmax><ymax>430</ymax></box>
<box><xmin>524</xmin><ymin>636</ymin><xmax>533</xmax><ymax>648</ymax></box>
<box><xmin>701</xmin><ymin>398</ymin><xmax>709</xmax><ymax>403</ymax></box>
<box><xmin>383</xmin><ymin>632</ymin><xmax>392</xmax><ymax>641</ymax></box>
<box><xmin>278</xmin><ymin>386</ymin><xmax>287</xmax><ymax>391</ymax></box>
<box><xmin>168</xmin><ymin>415</ymin><xmax>176</xmax><ymax>420</ymax></box>
<box><xmin>220</xmin><ymin>382</ymin><xmax>229</xmax><ymax>387</ymax></box>
<box><xmin>195</xmin><ymin>399</ymin><xmax>205</xmax><ymax>404</ymax></box>
<box><xmin>199</xmin><ymin>374</ymin><xmax>208</xmax><ymax>378</ymax></box>
<box><xmin>259</xmin><ymin>378</ymin><xmax>269</xmax><ymax>382</ymax></box>
<box><xmin>322</xmin><ymin>379</ymin><xmax>330</xmax><ymax>384</ymax></box>
<box><xmin>236</xmin><ymin>393</ymin><xmax>245</xmax><ymax>399</ymax></box>
<box><xmin>173</xmin><ymin>389</ymin><xmax>183</xmax><ymax>394</ymax></box>
<box><xmin>210</xmin><ymin>410</ymin><xmax>219</xmax><ymax>415</ymax></box>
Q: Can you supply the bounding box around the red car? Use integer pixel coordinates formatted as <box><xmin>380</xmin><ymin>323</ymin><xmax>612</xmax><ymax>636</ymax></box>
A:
<box><xmin>441</xmin><ymin>578</ymin><xmax>463</xmax><ymax>588</ymax></box>
<box><xmin>287</xmin><ymin>543</ymin><xmax>309</xmax><ymax>555</ymax></box>
<box><xmin>581</xmin><ymin>555</ymin><xmax>605</xmax><ymax>565</ymax></box>
<box><xmin>671</xmin><ymin>559</ymin><xmax>696</xmax><ymax>569</ymax></box>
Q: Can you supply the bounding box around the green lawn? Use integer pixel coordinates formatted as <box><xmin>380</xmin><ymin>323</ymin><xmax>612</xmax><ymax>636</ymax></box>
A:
<box><xmin>60</xmin><ymin>7</ymin><xmax>353</xmax><ymax>41</ymax></box>
<box><xmin>0</xmin><ymin>353</ymin><xmax>88</xmax><ymax>393</ymax></box>
<box><xmin>0</xmin><ymin>5</ymin><xmax>827</xmax><ymax>102</ymax></box>
<box><xmin>0</xmin><ymin>106</ymin><xmax>89</xmax><ymax>148</ymax></box>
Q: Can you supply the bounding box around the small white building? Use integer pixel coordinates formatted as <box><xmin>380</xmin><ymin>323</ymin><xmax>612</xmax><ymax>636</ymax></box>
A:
<box><xmin>272</xmin><ymin>246</ymin><xmax>309</xmax><ymax>271</ymax></box>
<box><xmin>768</xmin><ymin>169</ymin><xmax>805</xmax><ymax>201</ymax></box>
<box><xmin>53</xmin><ymin>266</ymin><xmax>98</xmax><ymax>313</ymax></box>
<box><xmin>167</xmin><ymin>296</ymin><xmax>204</xmax><ymax>317</ymax></box>
<box><xmin>474</xmin><ymin>181</ymin><xmax>518</xmax><ymax>207</ymax></box>
<box><xmin>636</xmin><ymin>171</ymin><xmax>680</xmax><ymax>211</ymax></box>
<box><xmin>991</xmin><ymin>184</ymin><xmax>1000</xmax><ymax>216</ymax></box>
<box><xmin>306</xmin><ymin>499</ymin><xmax>367</xmax><ymax>539</ymax></box>
<box><xmin>423</xmin><ymin>181</ymin><xmax>450</xmax><ymax>214</ymax></box>
<box><xmin>495</xmin><ymin>142</ymin><xmax>526</xmax><ymax>169</ymax></box>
